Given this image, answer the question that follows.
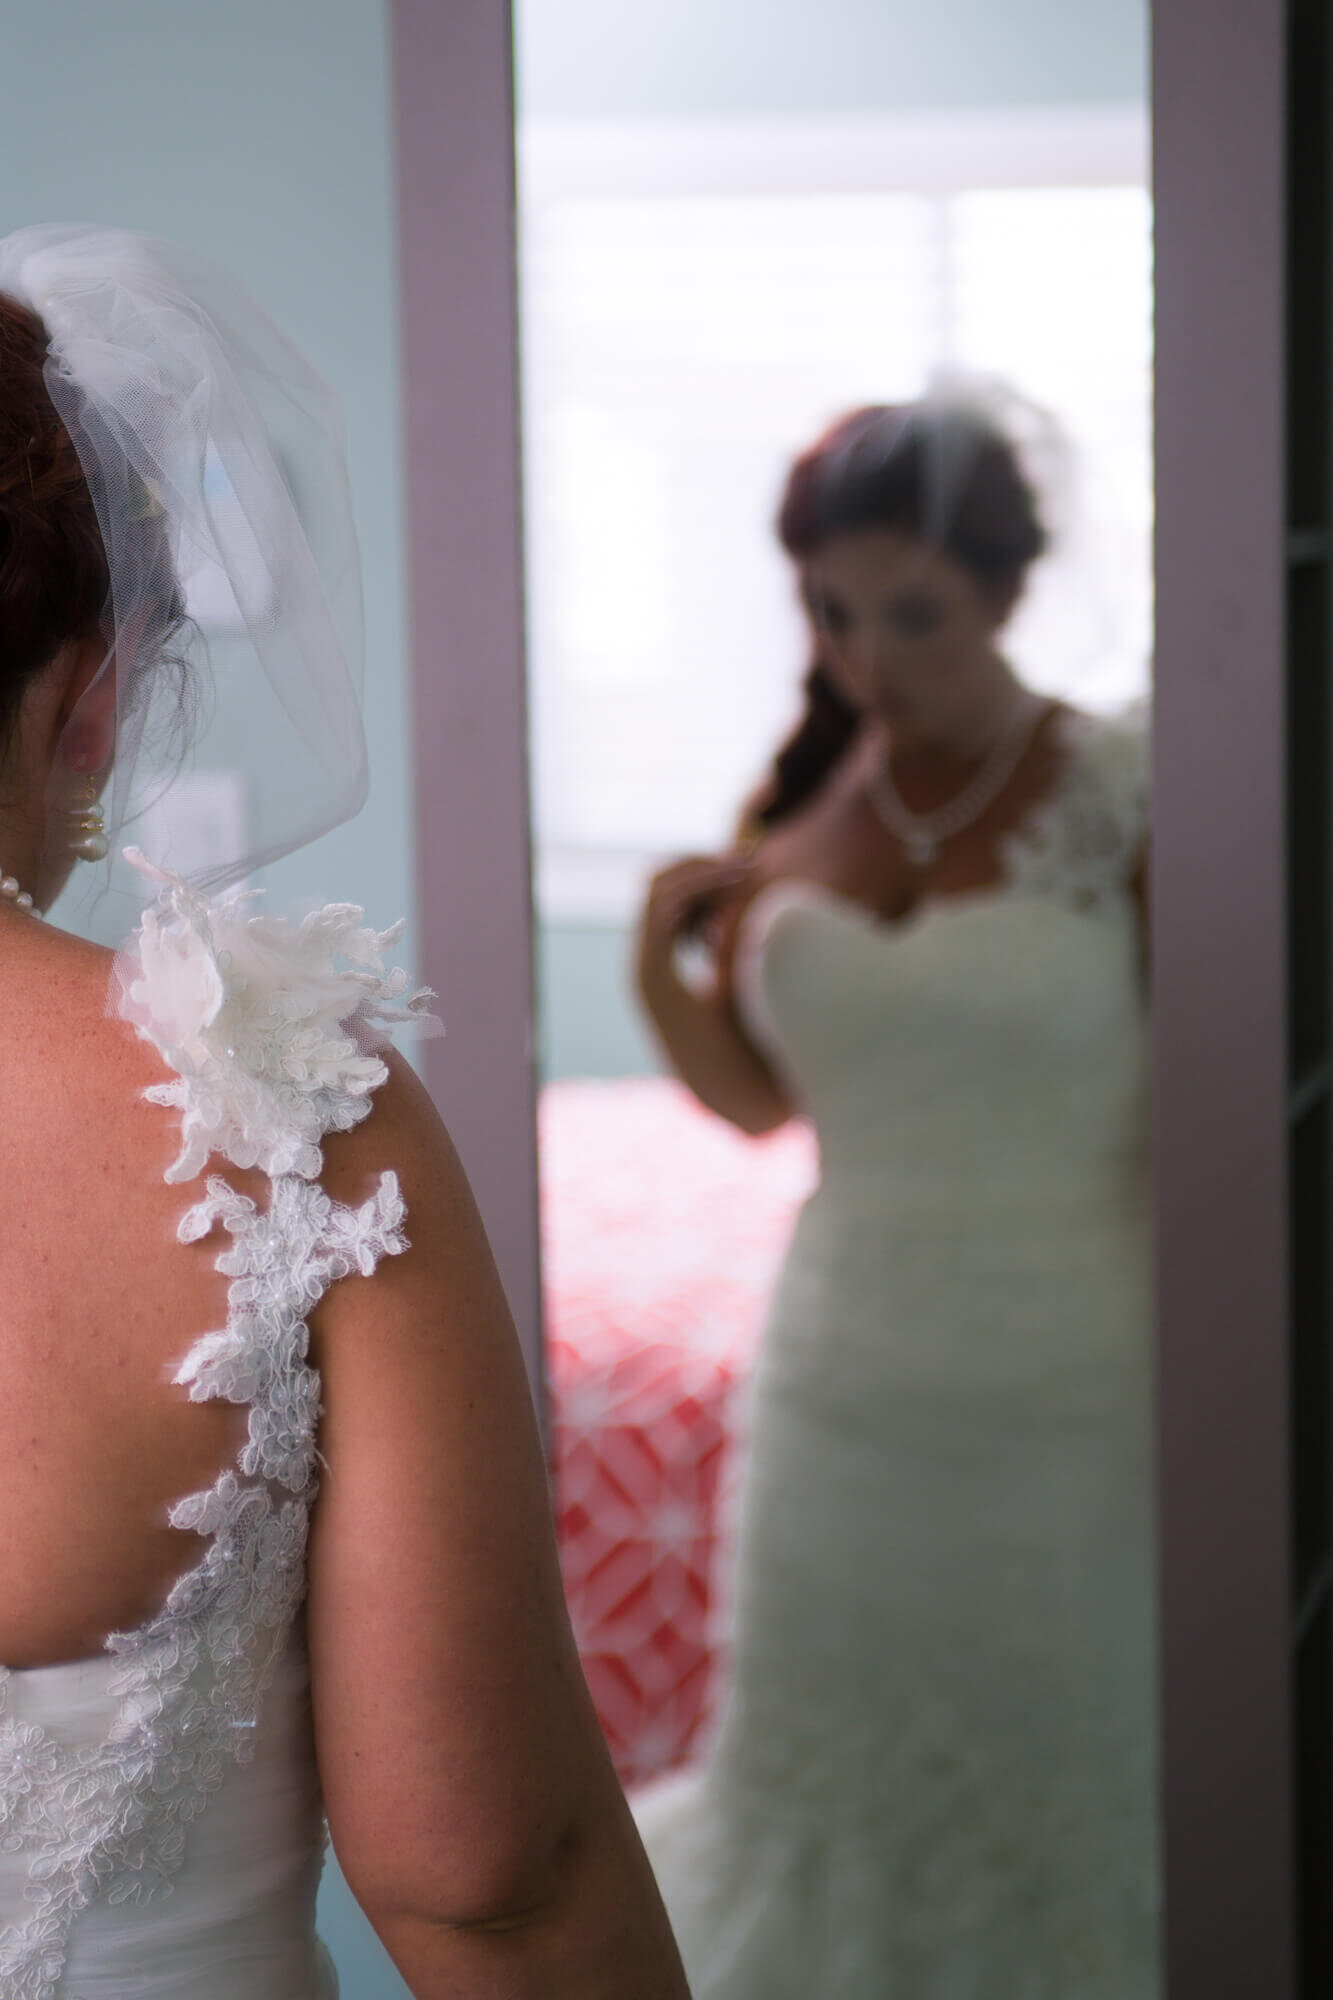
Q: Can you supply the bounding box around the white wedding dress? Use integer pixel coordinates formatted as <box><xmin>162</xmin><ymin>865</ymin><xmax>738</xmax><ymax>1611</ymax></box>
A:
<box><xmin>0</xmin><ymin>870</ymin><xmax>430</xmax><ymax>1998</ymax></box>
<box><xmin>634</xmin><ymin>706</ymin><xmax>1159</xmax><ymax>1997</ymax></box>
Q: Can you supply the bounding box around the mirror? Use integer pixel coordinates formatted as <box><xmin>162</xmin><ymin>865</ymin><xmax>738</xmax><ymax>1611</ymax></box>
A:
<box><xmin>515</xmin><ymin>3</ymin><xmax>1157</xmax><ymax>1989</ymax></box>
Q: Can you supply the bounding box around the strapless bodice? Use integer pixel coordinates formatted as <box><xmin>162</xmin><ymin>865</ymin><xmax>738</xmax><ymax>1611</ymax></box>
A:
<box><xmin>736</xmin><ymin>877</ymin><xmax>1146</xmax><ymax>1220</ymax></box>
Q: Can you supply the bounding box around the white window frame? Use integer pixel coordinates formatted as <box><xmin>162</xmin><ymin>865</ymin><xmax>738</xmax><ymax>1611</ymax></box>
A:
<box><xmin>518</xmin><ymin>105</ymin><xmax>1150</xmax><ymax>924</ymax></box>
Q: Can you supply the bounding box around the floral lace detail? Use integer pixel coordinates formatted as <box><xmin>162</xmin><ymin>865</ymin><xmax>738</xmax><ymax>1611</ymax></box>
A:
<box><xmin>116</xmin><ymin>847</ymin><xmax>438</xmax><ymax>1184</ymax></box>
<box><xmin>1003</xmin><ymin>701</ymin><xmax>1149</xmax><ymax>916</ymax></box>
<box><xmin>0</xmin><ymin>861</ymin><xmax>427</xmax><ymax>1997</ymax></box>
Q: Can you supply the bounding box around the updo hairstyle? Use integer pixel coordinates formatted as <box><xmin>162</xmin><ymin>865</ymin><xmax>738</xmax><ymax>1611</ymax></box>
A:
<box><xmin>0</xmin><ymin>290</ymin><xmax>191</xmax><ymax>772</ymax></box>
<box><xmin>747</xmin><ymin>402</ymin><xmax>1048</xmax><ymax>833</ymax></box>
<box><xmin>0</xmin><ymin>292</ymin><xmax>108</xmax><ymax>760</ymax></box>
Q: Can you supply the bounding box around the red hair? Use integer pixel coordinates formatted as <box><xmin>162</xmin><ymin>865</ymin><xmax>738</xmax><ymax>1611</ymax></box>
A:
<box><xmin>0</xmin><ymin>292</ymin><xmax>108</xmax><ymax>755</ymax></box>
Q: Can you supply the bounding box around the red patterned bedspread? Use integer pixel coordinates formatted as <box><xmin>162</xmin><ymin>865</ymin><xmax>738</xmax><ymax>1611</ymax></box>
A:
<box><xmin>540</xmin><ymin>1077</ymin><xmax>817</xmax><ymax>1786</ymax></box>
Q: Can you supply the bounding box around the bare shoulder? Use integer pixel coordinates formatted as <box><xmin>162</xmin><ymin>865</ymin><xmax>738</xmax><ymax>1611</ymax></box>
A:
<box><xmin>316</xmin><ymin>1044</ymin><xmax>484</xmax><ymax>1261</ymax></box>
<box><xmin>0</xmin><ymin>918</ymin><xmax>179</xmax><ymax>1183</ymax></box>
<box><xmin>307</xmin><ymin>1043</ymin><xmax>528</xmax><ymax>1468</ymax></box>
<box><xmin>2</xmin><ymin>917</ymin><xmax>128</xmax><ymax>1059</ymax></box>
<box><xmin>324</xmin><ymin>1042</ymin><xmax>449</xmax><ymax>1172</ymax></box>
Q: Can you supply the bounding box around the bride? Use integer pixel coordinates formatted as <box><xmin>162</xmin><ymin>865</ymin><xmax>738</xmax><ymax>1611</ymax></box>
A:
<box><xmin>0</xmin><ymin>226</ymin><xmax>688</xmax><ymax>1999</ymax></box>
<box><xmin>633</xmin><ymin>398</ymin><xmax>1157</xmax><ymax>1995</ymax></box>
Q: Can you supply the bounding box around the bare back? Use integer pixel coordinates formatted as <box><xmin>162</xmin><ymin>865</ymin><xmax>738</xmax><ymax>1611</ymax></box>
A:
<box><xmin>0</xmin><ymin>914</ymin><xmax>248</xmax><ymax>1668</ymax></box>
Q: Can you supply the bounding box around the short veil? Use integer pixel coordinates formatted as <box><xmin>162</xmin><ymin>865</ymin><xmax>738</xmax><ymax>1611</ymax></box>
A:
<box><xmin>814</xmin><ymin>371</ymin><xmax>1127</xmax><ymax>706</ymax></box>
<box><xmin>0</xmin><ymin>223</ymin><xmax>368</xmax><ymax>899</ymax></box>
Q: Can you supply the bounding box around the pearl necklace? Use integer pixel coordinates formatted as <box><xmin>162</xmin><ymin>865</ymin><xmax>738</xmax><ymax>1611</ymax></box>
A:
<box><xmin>867</xmin><ymin>690</ymin><xmax>1052</xmax><ymax>871</ymax></box>
<box><xmin>0</xmin><ymin>869</ymin><xmax>39</xmax><ymax>916</ymax></box>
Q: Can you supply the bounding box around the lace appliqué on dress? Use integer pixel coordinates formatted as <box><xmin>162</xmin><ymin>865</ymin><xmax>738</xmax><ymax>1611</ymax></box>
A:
<box><xmin>1001</xmin><ymin>701</ymin><xmax>1149</xmax><ymax>917</ymax></box>
<box><xmin>118</xmin><ymin>847</ymin><xmax>437</xmax><ymax>1185</ymax></box>
<box><xmin>0</xmin><ymin>862</ymin><xmax>433</xmax><ymax>1998</ymax></box>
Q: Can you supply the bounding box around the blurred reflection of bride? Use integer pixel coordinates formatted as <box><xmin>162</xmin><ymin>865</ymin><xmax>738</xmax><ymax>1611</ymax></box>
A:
<box><xmin>631</xmin><ymin>398</ymin><xmax>1157</xmax><ymax>1997</ymax></box>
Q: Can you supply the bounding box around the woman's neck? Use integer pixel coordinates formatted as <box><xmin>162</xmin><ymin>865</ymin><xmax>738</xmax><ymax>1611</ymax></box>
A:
<box><xmin>0</xmin><ymin>812</ymin><xmax>40</xmax><ymax>898</ymax></box>
<box><xmin>878</xmin><ymin>672</ymin><xmax>1038</xmax><ymax>769</ymax></box>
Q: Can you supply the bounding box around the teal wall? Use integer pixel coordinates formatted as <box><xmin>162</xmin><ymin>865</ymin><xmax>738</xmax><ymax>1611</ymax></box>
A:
<box><xmin>537</xmin><ymin>920</ymin><xmax>662</xmax><ymax>1079</ymax></box>
<box><xmin>1</xmin><ymin>0</ymin><xmax>412</xmax><ymax>949</ymax></box>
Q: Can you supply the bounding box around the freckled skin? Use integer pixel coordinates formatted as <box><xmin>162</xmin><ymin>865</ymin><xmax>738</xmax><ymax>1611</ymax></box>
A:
<box><xmin>0</xmin><ymin>913</ymin><xmax>253</xmax><ymax>1668</ymax></box>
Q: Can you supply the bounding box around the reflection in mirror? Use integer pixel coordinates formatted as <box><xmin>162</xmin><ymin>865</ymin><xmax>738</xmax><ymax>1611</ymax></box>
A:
<box><xmin>517</xmin><ymin>10</ymin><xmax>1155</xmax><ymax>1991</ymax></box>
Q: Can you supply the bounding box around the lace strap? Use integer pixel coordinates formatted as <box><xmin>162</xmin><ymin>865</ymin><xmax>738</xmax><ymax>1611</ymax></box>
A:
<box><xmin>1003</xmin><ymin>700</ymin><xmax>1149</xmax><ymax>915</ymax></box>
<box><xmin>115</xmin><ymin>849</ymin><xmax>439</xmax><ymax>1182</ymax></box>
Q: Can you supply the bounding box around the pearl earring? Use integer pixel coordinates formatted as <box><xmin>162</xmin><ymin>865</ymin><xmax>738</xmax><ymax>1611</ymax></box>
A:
<box><xmin>69</xmin><ymin>772</ymin><xmax>110</xmax><ymax>862</ymax></box>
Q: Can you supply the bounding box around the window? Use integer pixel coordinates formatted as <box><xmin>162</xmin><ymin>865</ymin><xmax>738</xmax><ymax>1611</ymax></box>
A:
<box><xmin>518</xmin><ymin>108</ymin><xmax>1152</xmax><ymax>920</ymax></box>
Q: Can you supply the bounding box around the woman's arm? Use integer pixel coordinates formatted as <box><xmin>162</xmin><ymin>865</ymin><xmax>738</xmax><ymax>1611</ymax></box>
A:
<box><xmin>306</xmin><ymin>1053</ymin><xmax>690</xmax><ymax>2000</ymax></box>
<box><xmin>635</xmin><ymin>853</ymin><xmax>795</xmax><ymax>1137</ymax></box>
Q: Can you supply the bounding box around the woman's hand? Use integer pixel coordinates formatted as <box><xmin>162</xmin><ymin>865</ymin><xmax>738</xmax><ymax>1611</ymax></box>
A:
<box><xmin>636</xmin><ymin>851</ymin><xmax>754</xmax><ymax>996</ymax></box>
<box><xmin>633</xmin><ymin>849</ymin><xmax>794</xmax><ymax>1137</ymax></box>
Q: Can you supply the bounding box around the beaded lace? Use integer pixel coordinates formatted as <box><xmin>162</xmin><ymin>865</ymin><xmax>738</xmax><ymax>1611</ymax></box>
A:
<box><xmin>0</xmin><ymin>861</ymin><xmax>435</xmax><ymax>1997</ymax></box>
<box><xmin>1001</xmin><ymin>701</ymin><xmax>1149</xmax><ymax>916</ymax></box>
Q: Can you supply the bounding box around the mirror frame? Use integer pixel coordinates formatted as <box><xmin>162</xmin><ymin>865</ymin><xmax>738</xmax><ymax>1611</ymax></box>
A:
<box><xmin>391</xmin><ymin>0</ymin><xmax>545</xmax><ymax>1410</ymax></box>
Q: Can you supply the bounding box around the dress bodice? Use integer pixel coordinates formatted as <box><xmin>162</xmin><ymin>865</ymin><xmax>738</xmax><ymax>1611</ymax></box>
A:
<box><xmin>0</xmin><ymin>862</ymin><xmax>434</xmax><ymax>1998</ymax></box>
<box><xmin>0</xmin><ymin>1636</ymin><xmax>330</xmax><ymax>1999</ymax></box>
<box><xmin>734</xmin><ymin>705</ymin><xmax>1149</xmax><ymax>1219</ymax></box>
